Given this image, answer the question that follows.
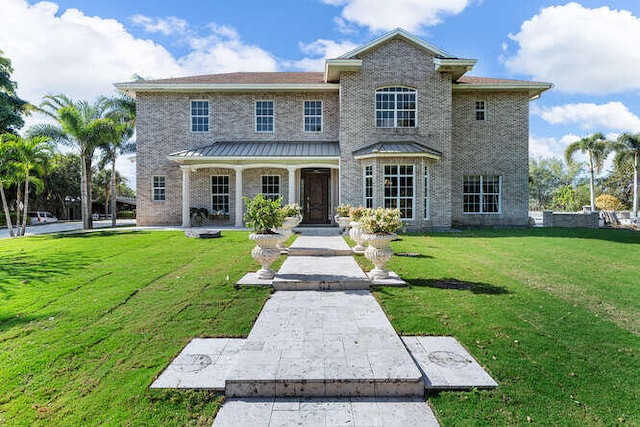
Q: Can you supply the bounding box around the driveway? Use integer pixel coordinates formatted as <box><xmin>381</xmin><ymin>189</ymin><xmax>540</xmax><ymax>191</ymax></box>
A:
<box><xmin>0</xmin><ymin>219</ymin><xmax>137</xmax><ymax>239</ymax></box>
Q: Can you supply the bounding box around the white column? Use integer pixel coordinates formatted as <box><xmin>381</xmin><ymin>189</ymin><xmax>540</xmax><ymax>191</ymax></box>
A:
<box><xmin>288</xmin><ymin>166</ymin><xmax>297</xmax><ymax>204</ymax></box>
<box><xmin>181</xmin><ymin>167</ymin><xmax>191</xmax><ymax>228</ymax></box>
<box><xmin>234</xmin><ymin>167</ymin><xmax>244</xmax><ymax>227</ymax></box>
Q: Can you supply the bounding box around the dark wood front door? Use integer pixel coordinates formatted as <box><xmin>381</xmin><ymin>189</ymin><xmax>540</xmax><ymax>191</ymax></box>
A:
<box><xmin>302</xmin><ymin>169</ymin><xmax>330</xmax><ymax>224</ymax></box>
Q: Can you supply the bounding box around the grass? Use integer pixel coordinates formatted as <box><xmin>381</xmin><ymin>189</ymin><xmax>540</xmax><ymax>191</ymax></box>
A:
<box><xmin>365</xmin><ymin>228</ymin><xmax>640</xmax><ymax>426</ymax></box>
<box><xmin>1</xmin><ymin>228</ymin><xmax>638</xmax><ymax>425</ymax></box>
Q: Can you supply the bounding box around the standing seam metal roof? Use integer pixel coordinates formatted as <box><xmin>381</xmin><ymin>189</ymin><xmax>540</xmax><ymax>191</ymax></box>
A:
<box><xmin>168</xmin><ymin>141</ymin><xmax>340</xmax><ymax>158</ymax></box>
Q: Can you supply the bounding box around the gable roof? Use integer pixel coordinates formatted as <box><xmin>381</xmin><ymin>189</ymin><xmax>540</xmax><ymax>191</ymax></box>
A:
<box><xmin>339</xmin><ymin>28</ymin><xmax>456</xmax><ymax>59</ymax></box>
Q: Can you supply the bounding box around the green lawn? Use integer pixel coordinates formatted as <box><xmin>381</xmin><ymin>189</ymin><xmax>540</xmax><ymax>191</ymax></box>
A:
<box><xmin>1</xmin><ymin>229</ymin><xmax>638</xmax><ymax>426</ymax></box>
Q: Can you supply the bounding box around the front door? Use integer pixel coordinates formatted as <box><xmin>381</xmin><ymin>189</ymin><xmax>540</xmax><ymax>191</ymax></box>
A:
<box><xmin>302</xmin><ymin>169</ymin><xmax>330</xmax><ymax>224</ymax></box>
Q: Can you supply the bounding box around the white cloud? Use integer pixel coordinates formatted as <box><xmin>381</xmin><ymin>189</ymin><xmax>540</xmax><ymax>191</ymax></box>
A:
<box><xmin>535</xmin><ymin>102</ymin><xmax>640</xmax><ymax>133</ymax></box>
<box><xmin>505</xmin><ymin>2</ymin><xmax>640</xmax><ymax>94</ymax></box>
<box><xmin>530</xmin><ymin>134</ymin><xmax>580</xmax><ymax>160</ymax></box>
<box><xmin>322</xmin><ymin>0</ymin><xmax>473</xmax><ymax>33</ymax></box>
<box><xmin>287</xmin><ymin>39</ymin><xmax>359</xmax><ymax>71</ymax></box>
<box><xmin>130</xmin><ymin>14</ymin><xmax>189</xmax><ymax>35</ymax></box>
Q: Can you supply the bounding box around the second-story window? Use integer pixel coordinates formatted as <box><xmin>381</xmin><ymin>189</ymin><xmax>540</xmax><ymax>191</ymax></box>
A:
<box><xmin>256</xmin><ymin>100</ymin><xmax>274</xmax><ymax>132</ymax></box>
<box><xmin>375</xmin><ymin>87</ymin><xmax>416</xmax><ymax>128</ymax></box>
<box><xmin>475</xmin><ymin>100</ymin><xmax>487</xmax><ymax>121</ymax></box>
<box><xmin>304</xmin><ymin>100</ymin><xmax>322</xmax><ymax>132</ymax></box>
<box><xmin>191</xmin><ymin>100</ymin><xmax>209</xmax><ymax>132</ymax></box>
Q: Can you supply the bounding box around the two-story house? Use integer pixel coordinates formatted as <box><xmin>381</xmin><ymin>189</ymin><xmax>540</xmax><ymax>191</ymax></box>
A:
<box><xmin>115</xmin><ymin>28</ymin><xmax>551</xmax><ymax>229</ymax></box>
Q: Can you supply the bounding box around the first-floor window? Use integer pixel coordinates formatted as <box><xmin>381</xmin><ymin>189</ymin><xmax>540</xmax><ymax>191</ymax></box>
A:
<box><xmin>364</xmin><ymin>166</ymin><xmax>373</xmax><ymax>208</ymax></box>
<box><xmin>211</xmin><ymin>175</ymin><xmax>229</xmax><ymax>214</ymax></box>
<box><xmin>383</xmin><ymin>165</ymin><xmax>414</xmax><ymax>219</ymax></box>
<box><xmin>424</xmin><ymin>166</ymin><xmax>430</xmax><ymax>220</ymax></box>
<box><xmin>463</xmin><ymin>175</ymin><xmax>501</xmax><ymax>213</ymax></box>
<box><xmin>152</xmin><ymin>176</ymin><xmax>166</xmax><ymax>201</ymax></box>
<box><xmin>261</xmin><ymin>175</ymin><xmax>280</xmax><ymax>201</ymax></box>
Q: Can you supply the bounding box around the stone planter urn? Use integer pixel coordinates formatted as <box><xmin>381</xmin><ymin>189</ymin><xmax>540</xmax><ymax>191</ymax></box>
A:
<box><xmin>249</xmin><ymin>233</ymin><xmax>282</xmax><ymax>280</ymax></box>
<box><xmin>335</xmin><ymin>215</ymin><xmax>351</xmax><ymax>229</ymax></box>
<box><xmin>349</xmin><ymin>221</ymin><xmax>366</xmax><ymax>253</ymax></box>
<box><xmin>362</xmin><ymin>233</ymin><xmax>396</xmax><ymax>280</ymax></box>
<box><xmin>277</xmin><ymin>215</ymin><xmax>302</xmax><ymax>250</ymax></box>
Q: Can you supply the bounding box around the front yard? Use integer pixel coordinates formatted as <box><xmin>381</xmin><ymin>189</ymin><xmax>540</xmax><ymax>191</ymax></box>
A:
<box><xmin>0</xmin><ymin>229</ymin><xmax>638</xmax><ymax>425</ymax></box>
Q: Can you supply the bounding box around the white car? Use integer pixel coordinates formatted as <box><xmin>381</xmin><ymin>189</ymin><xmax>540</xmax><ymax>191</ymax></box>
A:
<box><xmin>28</xmin><ymin>211</ymin><xmax>59</xmax><ymax>225</ymax></box>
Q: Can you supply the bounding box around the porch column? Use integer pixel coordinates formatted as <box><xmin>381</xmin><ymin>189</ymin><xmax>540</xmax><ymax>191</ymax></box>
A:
<box><xmin>181</xmin><ymin>166</ymin><xmax>191</xmax><ymax>228</ymax></box>
<box><xmin>234</xmin><ymin>166</ymin><xmax>244</xmax><ymax>227</ymax></box>
<box><xmin>287</xmin><ymin>166</ymin><xmax>297</xmax><ymax>204</ymax></box>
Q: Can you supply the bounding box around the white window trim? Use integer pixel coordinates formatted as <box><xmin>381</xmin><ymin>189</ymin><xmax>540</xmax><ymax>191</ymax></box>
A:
<box><xmin>261</xmin><ymin>174</ymin><xmax>281</xmax><ymax>200</ymax></box>
<box><xmin>190</xmin><ymin>99</ymin><xmax>209</xmax><ymax>133</ymax></box>
<box><xmin>210</xmin><ymin>175</ymin><xmax>230</xmax><ymax>214</ymax></box>
<box><xmin>303</xmin><ymin>100</ymin><xmax>323</xmax><ymax>133</ymax></box>
<box><xmin>383</xmin><ymin>164</ymin><xmax>415</xmax><ymax>220</ymax></box>
<box><xmin>423</xmin><ymin>166</ymin><xmax>430</xmax><ymax>220</ymax></box>
<box><xmin>363</xmin><ymin>165</ymin><xmax>374</xmax><ymax>208</ymax></box>
<box><xmin>463</xmin><ymin>175</ymin><xmax>502</xmax><ymax>215</ymax></box>
<box><xmin>255</xmin><ymin>100</ymin><xmax>275</xmax><ymax>133</ymax></box>
<box><xmin>152</xmin><ymin>175</ymin><xmax>166</xmax><ymax>202</ymax></box>
<box><xmin>375</xmin><ymin>86</ymin><xmax>418</xmax><ymax>129</ymax></box>
<box><xmin>475</xmin><ymin>100</ymin><xmax>487</xmax><ymax>121</ymax></box>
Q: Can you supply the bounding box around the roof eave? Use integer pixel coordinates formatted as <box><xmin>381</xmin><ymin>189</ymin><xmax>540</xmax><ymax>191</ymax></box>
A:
<box><xmin>168</xmin><ymin>155</ymin><xmax>341</xmax><ymax>163</ymax></box>
<box><xmin>452</xmin><ymin>82</ymin><xmax>553</xmax><ymax>99</ymax></box>
<box><xmin>324</xmin><ymin>59</ymin><xmax>363</xmax><ymax>83</ymax></box>
<box><xmin>353</xmin><ymin>152</ymin><xmax>442</xmax><ymax>160</ymax></box>
<box><xmin>114</xmin><ymin>82</ymin><xmax>339</xmax><ymax>97</ymax></box>
<box><xmin>434</xmin><ymin>58</ymin><xmax>477</xmax><ymax>80</ymax></box>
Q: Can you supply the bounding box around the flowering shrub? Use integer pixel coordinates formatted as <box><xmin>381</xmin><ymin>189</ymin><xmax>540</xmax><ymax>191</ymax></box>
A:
<box><xmin>243</xmin><ymin>194</ymin><xmax>284</xmax><ymax>233</ymax></box>
<box><xmin>360</xmin><ymin>207</ymin><xmax>403</xmax><ymax>234</ymax></box>
<box><xmin>282</xmin><ymin>203</ymin><xmax>302</xmax><ymax>218</ymax></box>
<box><xmin>335</xmin><ymin>204</ymin><xmax>352</xmax><ymax>217</ymax></box>
<box><xmin>595</xmin><ymin>194</ymin><xmax>624</xmax><ymax>211</ymax></box>
<box><xmin>349</xmin><ymin>206</ymin><xmax>369</xmax><ymax>222</ymax></box>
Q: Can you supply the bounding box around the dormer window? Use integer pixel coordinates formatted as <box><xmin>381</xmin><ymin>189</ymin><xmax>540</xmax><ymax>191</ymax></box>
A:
<box><xmin>375</xmin><ymin>87</ymin><xmax>416</xmax><ymax>128</ymax></box>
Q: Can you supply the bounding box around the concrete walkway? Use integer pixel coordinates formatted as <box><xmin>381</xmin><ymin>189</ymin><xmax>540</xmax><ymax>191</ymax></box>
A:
<box><xmin>151</xmin><ymin>229</ymin><xmax>497</xmax><ymax>426</ymax></box>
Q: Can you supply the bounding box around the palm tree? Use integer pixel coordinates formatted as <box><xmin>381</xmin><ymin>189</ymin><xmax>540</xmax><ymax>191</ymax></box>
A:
<box><xmin>29</xmin><ymin>95</ymin><xmax>119</xmax><ymax>229</ymax></box>
<box><xmin>0</xmin><ymin>134</ymin><xmax>18</xmax><ymax>236</ymax></box>
<box><xmin>565</xmin><ymin>133</ymin><xmax>613</xmax><ymax>211</ymax></box>
<box><xmin>614</xmin><ymin>133</ymin><xmax>640</xmax><ymax>219</ymax></box>
<box><xmin>9</xmin><ymin>134</ymin><xmax>51</xmax><ymax>235</ymax></box>
<box><xmin>98</xmin><ymin>95</ymin><xmax>135</xmax><ymax>227</ymax></box>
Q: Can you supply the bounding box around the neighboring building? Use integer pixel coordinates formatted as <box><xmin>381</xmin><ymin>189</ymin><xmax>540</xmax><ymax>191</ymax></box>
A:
<box><xmin>115</xmin><ymin>28</ymin><xmax>551</xmax><ymax>229</ymax></box>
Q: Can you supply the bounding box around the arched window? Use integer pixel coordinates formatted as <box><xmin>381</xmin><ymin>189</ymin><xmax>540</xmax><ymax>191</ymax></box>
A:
<box><xmin>375</xmin><ymin>87</ymin><xmax>416</xmax><ymax>128</ymax></box>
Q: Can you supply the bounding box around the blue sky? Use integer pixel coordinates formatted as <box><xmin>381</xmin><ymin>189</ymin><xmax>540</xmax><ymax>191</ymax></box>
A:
<box><xmin>2</xmin><ymin>0</ymin><xmax>640</xmax><ymax>184</ymax></box>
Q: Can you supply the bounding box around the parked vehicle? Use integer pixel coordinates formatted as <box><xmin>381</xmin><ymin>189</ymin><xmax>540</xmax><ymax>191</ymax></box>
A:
<box><xmin>28</xmin><ymin>211</ymin><xmax>59</xmax><ymax>225</ymax></box>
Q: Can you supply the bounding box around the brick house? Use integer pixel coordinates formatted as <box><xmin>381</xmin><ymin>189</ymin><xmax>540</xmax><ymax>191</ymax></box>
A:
<box><xmin>115</xmin><ymin>29</ymin><xmax>551</xmax><ymax>229</ymax></box>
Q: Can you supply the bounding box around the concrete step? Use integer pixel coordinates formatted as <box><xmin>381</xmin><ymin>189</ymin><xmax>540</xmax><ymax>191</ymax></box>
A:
<box><xmin>212</xmin><ymin>397</ymin><xmax>440</xmax><ymax>427</ymax></box>
<box><xmin>287</xmin><ymin>235</ymin><xmax>353</xmax><ymax>256</ymax></box>
<box><xmin>225</xmin><ymin>291</ymin><xmax>424</xmax><ymax>398</ymax></box>
<box><xmin>272</xmin><ymin>256</ymin><xmax>371</xmax><ymax>291</ymax></box>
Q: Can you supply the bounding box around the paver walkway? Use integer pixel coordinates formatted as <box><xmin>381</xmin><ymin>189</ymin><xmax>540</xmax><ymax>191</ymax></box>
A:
<box><xmin>151</xmin><ymin>229</ymin><xmax>497</xmax><ymax>426</ymax></box>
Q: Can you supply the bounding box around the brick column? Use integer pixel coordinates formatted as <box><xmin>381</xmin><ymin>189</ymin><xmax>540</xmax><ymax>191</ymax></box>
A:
<box><xmin>181</xmin><ymin>166</ymin><xmax>191</xmax><ymax>228</ymax></box>
<box><xmin>234</xmin><ymin>167</ymin><xmax>244</xmax><ymax>227</ymax></box>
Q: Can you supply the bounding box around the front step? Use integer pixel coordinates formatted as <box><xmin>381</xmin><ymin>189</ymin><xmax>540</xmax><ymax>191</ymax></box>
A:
<box><xmin>213</xmin><ymin>397</ymin><xmax>440</xmax><ymax>427</ymax></box>
<box><xmin>287</xmin><ymin>235</ymin><xmax>354</xmax><ymax>256</ymax></box>
<box><xmin>224</xmin><ymin>291</ymin><xmax>424</xmax><ymax>398</ymax></box>
<box><xmin>272</xmin><ymin>256</ymin><xmax>371</xmax><ymax>291</ymax></box>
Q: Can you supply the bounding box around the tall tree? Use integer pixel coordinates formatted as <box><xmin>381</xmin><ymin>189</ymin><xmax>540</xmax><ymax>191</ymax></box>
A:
<box><xmin>529</xmin><ymin>158</ymin><xmax>577</xmax><ymax>210</ymax></box>
<box><xmin>0</xmin><ymin>50</ymin><xmax>29</xmax><ymax>135</ymax></box>
<box><xmin>9</xmin><ymin>134</ymin><xmax>51</xmax><ymax>235</ymax></box>
<box><xmin>565</xmin><ymin>133</ymin><xmax>613</xmax><ymax>211</ymax></box>
<box><xmin>614</xmin><ymin>133</ymin><xmax>640</xmax><ymax>219</ymax></box>
<box><xmin>29</xmin><ymin>95</ymin><xmax>119</xmax><ymax>229</ymax></box>
<box><xmin>36</xmin><ymin>152</ymin><xmax>81</xmax><ymax>219</ymax></box>
<box><xmin>98</xmin><ymin>95</ymin><xmax>135</xmax><ymax>227</ymax></box>
<box><xmin>0</xmin><ymin>134</ymin><xmax>18</xmax><ymax>236</ymax></box>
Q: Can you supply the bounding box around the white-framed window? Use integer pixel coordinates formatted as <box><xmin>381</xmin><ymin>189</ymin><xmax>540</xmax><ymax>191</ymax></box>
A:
<box><xmin>256</xmin><ymin>100</ymin><xmax>274</xmax><ymax>132</ymax></box>
<box><xmin>261</xmin><ymin>175</ymin><xmax>280</xmax><ymax>201</ymax></box>
<box><xmin>304</xmin><ymin>100</ymin><xmax>322</xmax><ymax>132</ymax></box>
<box><xmin>191</xmin><ymin>100</ymin><xmax>209</xmax><ymax>132</ymax></box>
<box><xmin>211</xmin><ymin>175</ymin><xmax>230</xmax><ymax>214</ymax></box>
<box><xmin>475</xmin><ymin>100</ymin><xmax>487</xmax><ymax>121</ymax></box>
<box><xmin>375</xmin><ymin>87</ymin><xmax>417</xmax><ymax>128</ymax></box>
<box><xmin>463</xmin><ymin>175</ymin><xmax>501</xmax><ymax>214</ymax></box>
<box><xmin>152</xmin><ymin>176</ymin><xmax>166</xmax><ymax>201</ymax></box>
<box><xmin>364</xmin><ymin>165</ymin><xmax>373</xmax><ymax>208</ymax></box>
<box><xmin>383</xmin><ymin>165</ymin><xmax>414</xmax><ymax>219</ymax></box>
<box><xmin>424</xmin><ymin>166</ymin><xmax>430</xmax><ymax>220</ymax></box>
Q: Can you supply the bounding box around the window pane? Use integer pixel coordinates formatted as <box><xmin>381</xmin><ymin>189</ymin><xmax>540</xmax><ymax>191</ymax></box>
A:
<box><xmin>375</xmin><ymin>87</ymin><xmax>416</xmax><ymax>128</ymax></box>
<box><xmin>191</xmin><ymin>101</ymin><xmax>209</xmax><ymax>132</ymax></box>
<box><xmin>261</xmin><ymin>175</ymin><xmax>280</xmax><ymax>201</ymax></box>
<box><xmin>383</xmin><ymin>164</ymin><xmax>414</xmax><ymax>218</ymax></box>
<box><xmin>256</xmin><ymin>101</ymin><xmax>274</xmax><ymax>132</ymax></box>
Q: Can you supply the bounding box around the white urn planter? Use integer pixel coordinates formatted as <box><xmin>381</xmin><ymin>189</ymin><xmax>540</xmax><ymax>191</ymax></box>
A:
<box><xmin>249</xmin><ymin>233</ymin><xmax>282</xmax><ymax>280</ymax></box>
<box><xmin>349</xmin><ymin>221</ymin><xmax>366</xmax><ymax>253</ymax></box>
<box><xmin>363</xmin><ymin>233</ymin><xmax>396</xmax><ymax>280</ymax></box>
<box><xmin>276</xmin><ymin>215</ymin><xmax>302</xmax><ymax>250</ymax></box>
<box><xmin>335</xmin><ymin>215</ymin><xmax>351</xmax><ymax>229</ymax></box>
